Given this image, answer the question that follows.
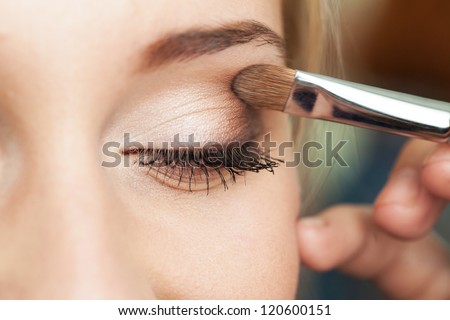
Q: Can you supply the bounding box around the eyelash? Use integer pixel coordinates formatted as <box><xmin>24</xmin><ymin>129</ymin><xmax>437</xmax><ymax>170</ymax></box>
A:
<box><xmin>126</xmin><ymin>143</ymin><xmax>281</xmax><ymax>193</ymax></box>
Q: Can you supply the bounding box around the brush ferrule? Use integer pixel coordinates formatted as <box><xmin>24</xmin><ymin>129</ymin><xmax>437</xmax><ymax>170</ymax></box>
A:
<box><xmin>285</xmin><ymin>70</ymin><xmax>450</xmax><ymax>143</ymax></box>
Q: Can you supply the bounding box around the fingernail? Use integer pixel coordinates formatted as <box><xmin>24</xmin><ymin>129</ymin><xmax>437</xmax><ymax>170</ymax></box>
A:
<box><xmin>300</xmin><ymin>217</ymin><xmax>327</xmax><ymax>228</ymax></box>
<box><xmin>376</xmin><ymin>167</ymin><xmax>419</xmax><ymax>206</ymax></box>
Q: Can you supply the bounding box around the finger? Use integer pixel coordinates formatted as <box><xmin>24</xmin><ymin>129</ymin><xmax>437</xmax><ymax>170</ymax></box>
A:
<box><xmin>297</xmin><ymin>204</ymin><xmax>450</xmax><ymax>299</ymax></box>
<box><xmin>298</xmin><ymin>205</ymin><xmax>395</xmax><ymax>273</ymax></box>
<box><xmin>374</xmin><ymin>139</ymin><xmax>446</xmax><ymax>239</ymax></box>
<box><xmin>372</xmin><ymin>235</ymin><xmax>450</xmax><ymax>299</ymax></box>
<box><xmin>421</xmin><ymin>143</ymin><xmax>450</xmax><ymax>199</ymax></box>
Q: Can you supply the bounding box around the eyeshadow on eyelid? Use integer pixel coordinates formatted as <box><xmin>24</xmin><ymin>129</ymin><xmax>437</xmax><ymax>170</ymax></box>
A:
<box><xmin>206</xmin><ymin>93</ymin><xmax>264</xmax><ymax>141</ymax></box>
<box><xmin>134</xmin><ymin>96</ymin><xmax>263</xmax><ymax>143</ymax></box>
<box><xmin>159</xmin><ymin>104</ymin><xmax>264</xmax><ymax>147</ymax></box>
<box><xmin>107</xmin><ymin>65</ymin><xmax>275</xmax><ymax>148</ymax></box>
<box><xmin>225</xmin><ymin>106</ymin><xmax>264</xmax><ymax>142</ymax></box>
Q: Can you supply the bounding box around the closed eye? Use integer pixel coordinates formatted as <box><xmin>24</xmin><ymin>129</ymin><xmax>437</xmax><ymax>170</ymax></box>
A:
<box><xmin>123</xmin><ymin>141</ymin><xmax>281</xmax><ymax>193</ymax></box>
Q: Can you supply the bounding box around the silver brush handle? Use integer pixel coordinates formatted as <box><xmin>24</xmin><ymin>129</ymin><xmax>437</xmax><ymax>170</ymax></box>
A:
<box><xmin>286</xmin><ymin>71</ymin><xmax>450</xmax><ymax>143</ymax></box>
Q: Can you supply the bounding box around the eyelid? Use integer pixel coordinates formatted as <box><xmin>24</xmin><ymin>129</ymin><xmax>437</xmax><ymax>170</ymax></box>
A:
<box><xmin>118</xmin><ymin>107</ymin><xmax>265</xmax><ymax>157</ymax></box>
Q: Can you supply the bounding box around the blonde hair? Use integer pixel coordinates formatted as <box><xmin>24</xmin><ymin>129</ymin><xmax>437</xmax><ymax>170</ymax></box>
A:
<box><xmin>284</xmin><ymin>0</ymin><xmax>358</xmax><ymax>214</ymax></box>
<box><xmin>284</xmin><ymin>0</ymin><xmax>344</xmax><ymax>76</ymax></box>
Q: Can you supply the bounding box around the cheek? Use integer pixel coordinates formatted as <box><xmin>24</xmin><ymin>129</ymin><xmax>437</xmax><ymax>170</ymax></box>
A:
<box><xmin>126</xmin><ymin>165</ymin><xmax>301</xmax><ymax>299</ymax></box>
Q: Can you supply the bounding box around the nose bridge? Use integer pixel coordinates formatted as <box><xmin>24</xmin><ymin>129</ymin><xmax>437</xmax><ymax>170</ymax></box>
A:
<box><xmin>0</xmin><ymin>121</ymin><xmax>153</xmax><ymax>299</ymax></box>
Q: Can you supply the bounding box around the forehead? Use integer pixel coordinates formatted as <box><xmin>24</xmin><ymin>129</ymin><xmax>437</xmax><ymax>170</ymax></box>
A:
<box><xmin>0</xmin><ymin>0</ymin><xmax>282</xmax><ymax>119</ymax></box>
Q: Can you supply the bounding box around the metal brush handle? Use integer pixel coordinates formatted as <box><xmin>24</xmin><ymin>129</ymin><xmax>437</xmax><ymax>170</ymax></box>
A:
<box><xmin>287</xmin><ymin>71</ymin><xmax>450</xmax><ymax>143</ymax></box>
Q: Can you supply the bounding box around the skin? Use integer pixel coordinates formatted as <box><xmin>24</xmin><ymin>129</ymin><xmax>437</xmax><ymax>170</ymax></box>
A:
<box><xmin>0</xmin><ymin>0</ymin><xmax>448</xmax><ymax>300</ymax></box>
<box><xmin>0</xmin><ymin>0</ymin><xmax>300</xmax><ymax>298</ymax></box>
<box><xmin>299</xmin><ymin>141</ymin><xmax>450</xmax><ymax>299</ymax></box>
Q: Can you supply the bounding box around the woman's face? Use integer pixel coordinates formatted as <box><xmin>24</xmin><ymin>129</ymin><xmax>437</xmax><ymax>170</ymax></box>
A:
<box><xmin>0</xmin><ymin>0</ymin><xmax>300</xmax><ymax>298</ymax></box>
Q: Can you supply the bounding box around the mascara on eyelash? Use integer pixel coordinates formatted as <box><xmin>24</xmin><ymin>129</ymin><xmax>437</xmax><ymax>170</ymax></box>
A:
<box><xmin>127</xmin><ymin>143</ymin><xmax>281</xmax><ymax>193</ymax></box>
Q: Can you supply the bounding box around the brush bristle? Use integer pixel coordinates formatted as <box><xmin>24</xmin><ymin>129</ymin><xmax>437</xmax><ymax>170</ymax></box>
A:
<box><xmin>232</xmin><ymin>64</ymin><xmax>296</xmax><ymax>111</ymax></box>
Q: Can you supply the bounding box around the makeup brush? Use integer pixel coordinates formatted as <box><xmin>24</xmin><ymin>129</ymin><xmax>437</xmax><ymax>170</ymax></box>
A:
<box><xmin>232</xmin><ymin>64</ymin><xmax>450</xmax><ymax>143</ymax></box>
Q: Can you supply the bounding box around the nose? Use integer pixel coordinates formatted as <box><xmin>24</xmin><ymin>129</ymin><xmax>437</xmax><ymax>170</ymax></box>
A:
<box><xmin>0</xmin><ymin>124</ymin><xmax>155</xmax><ymax>299</ymax></box>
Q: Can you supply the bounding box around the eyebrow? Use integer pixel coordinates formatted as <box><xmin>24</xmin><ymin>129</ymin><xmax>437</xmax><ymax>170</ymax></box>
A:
<box><xmin>138</xmin><ymin>20</ymin><xmax>285</xmax><ymax>70</ymax></box>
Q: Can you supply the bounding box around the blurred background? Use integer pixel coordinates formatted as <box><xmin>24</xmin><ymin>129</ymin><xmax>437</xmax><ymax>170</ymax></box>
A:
<box><xmin>297</xmin><ymin>0</ymin><xmax>450</xmax><ymax>299</ymax></box>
